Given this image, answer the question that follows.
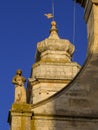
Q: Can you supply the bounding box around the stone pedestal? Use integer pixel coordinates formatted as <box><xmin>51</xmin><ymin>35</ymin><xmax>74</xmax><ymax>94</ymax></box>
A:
<box><xmin>8</xmin><ymin>103</ymin><xmax>32</xmax><ymax>130</ymax></box>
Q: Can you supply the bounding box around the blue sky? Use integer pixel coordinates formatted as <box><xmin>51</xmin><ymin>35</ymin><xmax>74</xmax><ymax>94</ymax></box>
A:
<box><xmin>0</xmin><ymin>0</ymin><xmax>87</xmax><ymax>129</ymax></box>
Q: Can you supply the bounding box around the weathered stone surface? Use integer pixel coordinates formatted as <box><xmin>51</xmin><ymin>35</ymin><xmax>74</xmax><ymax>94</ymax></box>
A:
<box><xmin>32</xmin><ymin>62</ymin><xmax>80</xmax><ymax>80</ymax></box>
<box><xmin>30</xmin><ymin>2</ymin><xmax>98</xmax><ymax>130</ymax></box>
<box><xmin>8</xmin><ymin>1</ymin><xmax>98</xmax><ymax>130</ymax></box>
<box><xmin>12</xmin><ymin>69</ymin><xmax>27</xmax><ymax>103</ymax></box>
<box><xmin>27</xmin><ymin>20</ymin><xmax>80</xmax><ymax>104</ymax></box>
<box><xmin>36</xmin><ymin>21</ymin><xmax>75</xmax><ymax>63</ymax></box>
<box><xmin>92</xmin><ymin>0</ymin><xmax>98</xmax><ymax>4</ymax></box>
<box><xmin>31</xmin><ymin>116</ymin><xmax>98</xmax><ymax>130</ymax></box>
<box><xmin>11</xmin><ymin>103</ymin><xmax>31</xmax><ymax>112</ymax></box>
<box><xmin>8</xmin><ymin>103</ymin><xmax>32</xmax><ymax>130</ymax></box>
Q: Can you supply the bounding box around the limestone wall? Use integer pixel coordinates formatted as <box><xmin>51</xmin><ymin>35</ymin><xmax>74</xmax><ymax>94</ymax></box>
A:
<box><xmin>31</xmin><ymin>116</ymin><xmax>98</xmax><ymax>130</ymax></box>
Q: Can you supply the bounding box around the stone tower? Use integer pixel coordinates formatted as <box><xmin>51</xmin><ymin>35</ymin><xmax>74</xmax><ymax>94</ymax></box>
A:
<box><xmin>8</xmin><ymin>0</ymin><xmax>98</xmax><ymax>130</ymax></box>
<box><xmin>27</xmin><ymin>21</ymin><xmax>80</xmax><ymax>104</ymax></box>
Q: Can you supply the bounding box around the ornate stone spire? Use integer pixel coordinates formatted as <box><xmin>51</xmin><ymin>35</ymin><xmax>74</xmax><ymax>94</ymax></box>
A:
<box><xmin>28</xmin><ymin>21</ymin><xmax>81</xmax><ymax>104</ymax></box>
<box><xmin>36</xmin><ymin>21</ymin><xmax>75</xmax><ymax>62</ymax></box>
<box><xmin>49</xmin><ymin>21</ymin><xmax>59</xmax><ymax>39</ymax></box>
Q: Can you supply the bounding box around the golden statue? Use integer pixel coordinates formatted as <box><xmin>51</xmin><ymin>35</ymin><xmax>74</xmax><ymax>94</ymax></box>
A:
<box><xmin>12</xmin><ymin>69</ymin><xmax>26</xmax><ymax>103</ymax></box>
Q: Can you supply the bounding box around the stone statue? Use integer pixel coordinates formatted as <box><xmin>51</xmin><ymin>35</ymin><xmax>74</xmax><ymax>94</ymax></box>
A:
<box><xmin>12</xmin><ymin>69</ymin><xmax>26</xmax><ymax>103</ymax></box>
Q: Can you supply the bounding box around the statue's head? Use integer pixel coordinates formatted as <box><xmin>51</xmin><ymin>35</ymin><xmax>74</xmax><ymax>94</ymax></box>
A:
<box><xmin>16</xmin><ymin>69</ymin><xmax>22</xmax><ymax>75</ymax></box>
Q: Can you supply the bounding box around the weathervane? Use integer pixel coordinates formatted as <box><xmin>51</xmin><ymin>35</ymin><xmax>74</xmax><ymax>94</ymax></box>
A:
<box><xmin>44</xmin><ymin>0</ymin><xmax>55</xmax><ymax>21</ymax></box>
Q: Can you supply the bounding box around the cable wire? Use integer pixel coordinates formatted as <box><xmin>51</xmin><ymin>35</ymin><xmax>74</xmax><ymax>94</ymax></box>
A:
<box><xmin>73</xmin><ymin>0</ymin><xmax>76</xmax><ymax>44</ymax></box>
<box><xmin>52</xmin><ymin>0</ymin><xmax>55</xmax><ymax>21</ymax></box>
<box><xmin>72</xmin><ymin>0</ymin><xmax>76</xmax><ymax>61</ymax></box>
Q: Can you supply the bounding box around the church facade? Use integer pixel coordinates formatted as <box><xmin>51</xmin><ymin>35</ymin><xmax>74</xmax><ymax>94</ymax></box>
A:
<box><xmin>8</xmin><ymin>0</ymin><xmax>98</xmax><ymax>130</ymax></box>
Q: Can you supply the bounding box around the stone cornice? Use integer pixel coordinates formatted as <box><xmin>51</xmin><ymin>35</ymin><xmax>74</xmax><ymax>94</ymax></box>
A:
<box><xmin>75</xmin><ymin>0</ymin><xmax>98</xmax><ymax>8</ymax></box>
<box><xmin>29</xmin><ymin>78</ymin><xmax>70</xmax><ymax>86</ymax></box>
<box><xmin>92</xmin><ymin>0</ymin><xmax>98</xmax><ymax>4</ymax></box>
<box><xmin>75</xmin><ymin>0</ymin><xmax>96</xmax><ymax>23</ymax></box>
<box><xmin>75</xmin><ymin>0</ymin><xmax>87</xmax><ymax>7</ymax></box>
<box><xmin>84</xmin><ymin>0</ymin><xmax>93</xmax><ymax>23</ymax></box>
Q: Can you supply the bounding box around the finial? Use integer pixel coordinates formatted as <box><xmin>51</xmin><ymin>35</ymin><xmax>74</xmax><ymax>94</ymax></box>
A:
<box><xmin>49</xmin><ymin>20</ymin><xmax>59</xmax><ymax>39</ymax></box>
<box><xmin>51</xmin><ymin>21</ymin><xmax>56</xmax><ymax>25</ymax></box>
<box><xmin>50</xmin><ymin>21</ymin><xmax>57</xmax><ymax>32</ymax></box>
